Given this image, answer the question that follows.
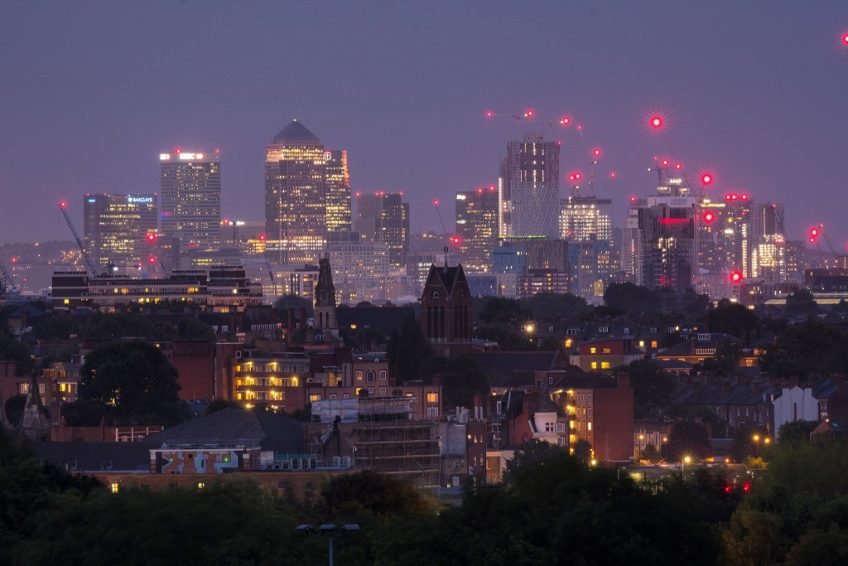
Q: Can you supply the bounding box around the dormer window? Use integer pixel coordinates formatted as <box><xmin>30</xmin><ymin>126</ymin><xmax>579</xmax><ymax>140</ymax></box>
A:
<box><xmin>432</xmin><ymin>291</ymin><xmax>440</xmax><ymax>299</ymax></box>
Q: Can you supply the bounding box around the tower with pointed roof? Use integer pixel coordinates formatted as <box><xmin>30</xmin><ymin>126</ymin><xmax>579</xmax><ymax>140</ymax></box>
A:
<box><xmin>264</xmin><ymin>120</ymin><xmax>350</xmax><ymax>265</ymax></box>
<box><xmin>314</xmin><ymin>254</ymin><xmax>338</xmax><ymax>338</ymax></box>
<box><xmin>420</xmin><ymin>263</ymin><xmax>472</xmax><ymax>344</ymax></box>
<box><xmin>20</xmin><ymin>372</ymin><xmax>50</xmax><ymax>441</ymax></box>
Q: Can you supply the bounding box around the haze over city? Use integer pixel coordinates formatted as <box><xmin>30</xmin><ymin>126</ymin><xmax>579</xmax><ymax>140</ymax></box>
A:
<box><xmin>2</xmin><ymin>1</ymin><xmax>848</xmax><ymax>244</ymax></box>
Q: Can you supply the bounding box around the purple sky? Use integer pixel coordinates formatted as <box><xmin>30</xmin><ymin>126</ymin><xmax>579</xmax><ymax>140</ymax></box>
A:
<box><xmin>1</xmin><ymin>1</ymin><xmax>848</xmax><ymax>248</ymax></box>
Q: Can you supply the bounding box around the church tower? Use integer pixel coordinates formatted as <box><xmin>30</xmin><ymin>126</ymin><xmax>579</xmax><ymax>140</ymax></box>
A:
<box><xmin>314</xmin><ymin>254</ymin><xmax>339</xmax><ymax>338</ymax></box>
<box><xmin>20</xmin><ymin>372</ymin><xmax>50</xmax><ymax>441</ymax></box>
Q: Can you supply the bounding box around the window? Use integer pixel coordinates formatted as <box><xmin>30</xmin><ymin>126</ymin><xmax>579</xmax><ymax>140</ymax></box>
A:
<box><xmin>427</xmin><ymin>406</ymin><xmax>439</xmax><ymax>417</ymax></box>
<box><xmin>378</xmin><ymin>370</ymin><xmax>387</xmax><ymax>381</ymax></box>
<box><xmin>602</xmin><ymin>348</ymin><xmax>611</xmax><ymax>354</ymax></box>
<box><xmin>427</xmin><ymin>392</ymin><xmax>439</xmax><ymax>403</ymax></box>
<box><xmin>601</xmin><ymin>362</ymin><xmax>611</xmax><ymax>369</ymax></box>
<box><xmin>355</xmin><ymin>370</ymin><xmax>363</xmax><ymax>381</ymax></box>
<box><xmin>545</xmin><ymin>422</ymin><xmax>555</xmax><ymax>432</ymax></box>
<box><xmin>590</xmin><ymin>347</ymin><xmax>597</xmax><ymax>354</ymax></box>
<box><xmin>591</xmin><ymin>362</ymin><xmax>598</xmax><ymax>369</ymax></box>
<box><xmin>379</xmin><ymin>387</ymin><xmax>387</xmax><ymax>395</ymax></box>
<box><xmin>651</xmin><ymin>340</ymin><xmax>658</xmax><ymax>348</ymax></box>
<box><xmin>588</xmin><ymin>422</ymin><xmax>593</xmax><ymax>431</ymax></box>
<box><xmin>366</xmin><ymin>370</ymin><xmax>375</xmax><ymax>383</ymax></box>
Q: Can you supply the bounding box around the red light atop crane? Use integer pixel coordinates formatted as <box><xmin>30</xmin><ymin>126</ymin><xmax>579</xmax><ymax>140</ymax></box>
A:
<box><xmin>58</xmin><ymin>200</ymin><xmax>68</xmax><ymax>209</ymax></box>
<box><xmin>259</xmin><ymin>234</ymin><xmax>266</xmax><ymax>241</ymax></box>
<box><xmin>485</xmin><ymin>110</ymin><xmax>495</xmax><ymax>119</ymax></box>
<box><xmin>609</xmin><ymin>170</ymin><xmax>617</xmax><ymax>179</ymax></box>
<box><xmin>809</xmin><ymin>226</ymin><xmax>820</xmax><ymax>241</ymax></box>
<box><xmin>629</xmin><ymin>195</ymin><xmax>638</xmax><ymax>204</ymax></box>
<box><xmin>559</xmin><ymin>115</ymin><xmax>571</xmax><ymax>126</ymax></box>
<box><xmin>592</xmin><ymin>147</ymin><xmax>602</xmax><ymax>158</ymax></box>
<box><xmin>701</xmin><ymin>173</ymin><xmax>714</xmax><ymax>186</ymax></box>
<box><xmin>488</xmin><ymin>185</ymin><xmax>496</xmax><ymax>192</ymax></box>
<box><xmin>432</xmin><ymin>199</ymin><xmax>440</xmax><ymax>207</ymax></box>
<box><xmin>674</xmin><ymin>163</ymin><xmax>683</xmax><ymax>170</ymax></box>
<box><xmin>524</xmin><ymin>108</ymin><xmax>536</xmax><ymax>119</ymax></box>
<box><xmin>730</xmin><ymin>270</ymin><xmax>743</xmax><ymax>284</ymax></box>
<box><xmin>450</xmin><ymin>235</ymin><xmax>462</xmax><ymax>246</ymax></box>
<box><xmin>650</xmin><ymin>115</ymin><xmax>664</xmax><ymax>129</ymax></box>
<box><xmin>741</xmin><ymin>193</ymin><xmax>749</xmax><ymax>201</ymax></box>
<box><xmin>842</xmin><ymin>33</ymin><xmax>848</xmax><ymax>46</ymax></box>
<box><xmin>146</xmin><ymin>232</ymin><xmax>157</xmax><ymax>243</ymax></box>
<box><xmin>148</xmin><ymin>255</ymin><xmax>157</xmax><ymax>265</ymax></box>
<box><xmin>703</xmin><ymin>211</ymin><xmax>716</xmax><ymax>223</ymax></box>
<box><xmin>661</xmin><ymin>159</ymin><xmax>670</xmax><ymax>167</ymax></box>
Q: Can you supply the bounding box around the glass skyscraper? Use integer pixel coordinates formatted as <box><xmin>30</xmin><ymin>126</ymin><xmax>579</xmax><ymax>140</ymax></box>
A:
<box><xmin>159</xmin><ymin>149</ymin><xmax>221</xmax><ymax>250</ymax></box>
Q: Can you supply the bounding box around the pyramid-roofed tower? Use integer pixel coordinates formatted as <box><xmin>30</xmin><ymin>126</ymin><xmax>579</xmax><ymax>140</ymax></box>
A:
<box><xmin>271</xmin><ymin>119</ymin><xmax>321</xmax><ymax>146</ymax></box>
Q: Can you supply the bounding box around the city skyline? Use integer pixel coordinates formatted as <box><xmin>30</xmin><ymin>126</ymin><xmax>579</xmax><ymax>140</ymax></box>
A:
<box><xmin>2</xmin><ymin>2</ymin><xmax>848</xmax><ymax>246</ymax></box>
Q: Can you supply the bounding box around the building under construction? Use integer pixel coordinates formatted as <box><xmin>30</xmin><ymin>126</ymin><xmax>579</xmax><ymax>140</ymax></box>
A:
<box><xmin>312</xmin><ymin>396</ymin><xmax>440</xmax><ymax>489</ymax></box>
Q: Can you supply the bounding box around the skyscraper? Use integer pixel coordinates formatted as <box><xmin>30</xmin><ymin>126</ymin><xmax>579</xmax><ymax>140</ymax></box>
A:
<box><xmin>265</xmin><ymin>120</ymin><xmax>326</xmax><ymax>264</ymax></box>
<box><xmin>353</xmin><ymin>193</ymin><xmax>383</xmax><ymax>242</ymax></box>
<box><xmin>378</xmin><ymin>193</ymin><xmax>410</xmax><ymax>268</ymax></box>
<box><xmin>455</xmin><ymin>186</ymin><xmax>499</xmax><ymax>272</ymax></box>
<box><xmin>696</xmin><ymin>192</ymin><xmax>752</xmax><ymax>298</ymax></box>
<box><xmin>159</xmin><ymin>149</ymin><xmax>221</xmax><ymax>250</ymax></box>
<box><xmin>324</xmin><ymin>149</ymin><xmax>351</xmax><ymax>234</ymax></box>
<box><xmin>83</xmin><ymin>193</ymin><xmax>158</xmax><ymax>269</ymax></box>
<box><xmin>751</xmin><ymin>202</ymin><xmax>791</xmax><ymax>283</ymax></box>
<box><xmin>499</xmin><ymin>133</ymin><xmax>560</xmax><ymax>239</ymax></box>
<box><xmin>633</xmin><ymin>176</ymin><xmax>697</xmax><ymax>293</ymax></box>
<box><xmin>560</xmin><ymin>195</ymin><xmax>613</xmax><ymax>300</ymax></box>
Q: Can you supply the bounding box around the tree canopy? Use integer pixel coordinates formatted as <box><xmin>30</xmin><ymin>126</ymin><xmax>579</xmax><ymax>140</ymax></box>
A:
<box><xmin>63</xmin><ymin>340</ymin><xmax>185</xmax><ymax>426</ymax></box>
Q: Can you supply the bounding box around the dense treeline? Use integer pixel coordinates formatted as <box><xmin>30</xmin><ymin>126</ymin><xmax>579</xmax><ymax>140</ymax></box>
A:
<box><xmin>4</xmin><ymin>423</ymin><xmax>848</xmax><ymax>564</ymax></box>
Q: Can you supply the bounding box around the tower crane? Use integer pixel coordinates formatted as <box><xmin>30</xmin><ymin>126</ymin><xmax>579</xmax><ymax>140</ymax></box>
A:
<box><xmin>57</xmin><ymin>201</ymin><xmax>99</xmax><ymax>276</ymax></box>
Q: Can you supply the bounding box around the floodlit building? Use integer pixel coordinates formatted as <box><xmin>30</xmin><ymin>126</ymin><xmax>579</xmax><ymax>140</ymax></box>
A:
<box><xmin>455</xmin><ymin>187</ymin><xmax>499</xmax><ymax>272</ymax></box>
<box><xmin>264</xmin><ymin>120</ymin><xmax>328</xmax><ymax>264</ymax></box>
<box><xmin>323</xmin><ymin>149</ymin><xmax>351</xmax><ymax>234</ymax></box>
<box><xmin>499</xmin><ymin>133</ymin><xmax>560</xmax><ymax>239</ymax></box>
<box><xmin>83</xmin><ymin>193</ymin><xmax>158</xmax><ymax>269</ymax></box>
<box><xmin>326</xmin><ymin>232</ymin><xmax>389</xmax><ymax>303</ymax></box>
<box><xmin>160</xmin><ymin>149</ymin><xmax>222</xmax><ymax>250</ymax></box>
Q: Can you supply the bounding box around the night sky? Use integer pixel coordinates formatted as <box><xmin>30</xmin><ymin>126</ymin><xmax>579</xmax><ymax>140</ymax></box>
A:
<box><xmin>2</xmin><ymin>1</ymin><xmax>847</xmax><ymax>246</ymax></box>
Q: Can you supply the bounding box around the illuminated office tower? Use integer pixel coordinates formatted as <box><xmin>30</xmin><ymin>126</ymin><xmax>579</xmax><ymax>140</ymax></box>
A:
<box><xmin>751</xmin><ymin>202</ymin><xmax>790</xmax><ymax>283</ymax></box>
<box><xmin>327</xmin><ymin>232</ymin><xmax>389</xmax><ymax>303</ymax></box>
<box><xmin>159</xmin><ymin>149</ymin><xmax>221</xmax><ymax>250</ymax></box>
<box><xmin>83</xmin><ymin>193</ymin><xmax>158</xmax><ymax>268</ymax></box>
<box><xmin>265</xmin><ymin>120</ymin><xmax>327</xmax><ymax>264</ymax></box>
<box><xmin>560</xmin><ymin>195</ymin><xmax>613</xmax><ymax>299</ymax></box>
<box><xmin>378</xmin><ymin>192</ymin><xmax>410</xmax><ymax>268</ymax></box>
<box><xmin>696</xmin><ymin>192</ymin><xmax>752</xmax><ymax>298</ymax></box>
<box><xmin>324</xmin><ymin>149</ymin><xmax>351</xmax><ymax>234</ymax></box>
<box><xmin>622</xmin><ymin>200</ymin><xmax>644</xmax><ymax>284</ymax></box>
<box><xmin>636</xmin><ymin>176</ymin><xmax>697</xmax><ymax>292</ymax></box>
<box><xmin>498</xmin><ymin>133</ymin><xmax>560</xmax><ymax>239</ymax></box>
<box><xmin>353</xmin><ymin>193</ymin><xmax>383</xmax><ymax>241</ymax></box>
<box><xmin>455</xmin><ymin>186</ymin><xmax>499</xmax><ymax>272</ymax></box>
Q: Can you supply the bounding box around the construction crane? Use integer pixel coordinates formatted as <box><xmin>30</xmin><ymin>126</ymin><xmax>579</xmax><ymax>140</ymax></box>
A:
<box><xmin>57</xmin><ymin>201</ymin><xmax>99</xmax><ymax>276</ymax></box>
<box><xmin>432</xmin><ymin>199</ymin><xmax>461</xmax><ymax>252</ymax></box>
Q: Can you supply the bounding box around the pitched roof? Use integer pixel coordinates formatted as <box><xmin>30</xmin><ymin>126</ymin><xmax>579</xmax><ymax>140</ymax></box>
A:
<box><xmin>469</xmin><ymin>351</ymin><xmax>560</xmax><ymax>388</ymax></box>
<box><xmin>424</xmin><ymin>264</ymin><xmax>467</xmax><ymax>295</ymax></box>
<box><xmin>142</xmin><ymin>408</ymin><xmax>304</xmax><ymax>453</ymax></box>
<box><xmin>31</xmin><ymin>442</ymin><xmax>150</xmax><ymax>473</ymax></box>
<box><xmin>271</xmin><ymin>120</ymin><xmax>321</xmax><ymax>146</ymax></box>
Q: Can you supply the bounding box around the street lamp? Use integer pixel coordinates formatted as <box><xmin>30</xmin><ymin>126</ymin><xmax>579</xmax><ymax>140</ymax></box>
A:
<box><xmin>682</xmin><ymin>455</ymin><xmax>692</xmax><ymax>477</ymax></box>
<box><xmin>296</xmin><ymin>523</ymin><xmax>360</xmax><ymax>566</ymax></box>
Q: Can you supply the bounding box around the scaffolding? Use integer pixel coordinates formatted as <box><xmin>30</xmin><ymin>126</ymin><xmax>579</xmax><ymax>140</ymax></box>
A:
<box><xmin>352</xmin><ymin>398</ymin><xmax>440</xmax><ymax>489</ymax></box>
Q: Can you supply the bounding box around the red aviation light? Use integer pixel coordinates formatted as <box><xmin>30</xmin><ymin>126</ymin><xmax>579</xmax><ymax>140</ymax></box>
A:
<box><xmin>842</xmin><ymin>33</ymin><xmax>848</xmax><ymax>46</ymax></box>
<box><xmin>559</xmin><ymin>115</ymin><xmax>571</xmax><ymax>126</ymax></box>
<box><xmin>524</xmin><ymin>108</ymin><xmax>536</xmax><ymax>119</ymax></box>
<box><xmin>576</xmin><ymin>123</ymin><xmax>584</xmax><ymax>132</ymax></box>
<box><xmin>354</xmin><ymin>191</ymin><xmax>362</xmax><ymax>198</ymax></box>
<box><xmin>58</xmin><ymin>200</ymin><xmax>68</xmax><ymax>209</ymax></box>
<box><xmin>450</xmin><ymin>235</ymin><xmax>462</xmax><ymax>246</ymax></box>
<box><xmin>740</xmin><ymin>193</ymin><xmax>749</xmax><ymax>201</ymax></box>
<box><xmin>485</xmin><ymin>110</ymin><xmax>495</xmax><ymax>119</ymax></box>
<box><xmin>650</xmin><ymin>115</ymin><xmax>664</xmax><ymax>129</ymax></box>
<box><xmin>809</xmin><ymin>226</ymin><xmax>820</xmax><ymax>238</ymax></box>
<box><xmin>609</xmin><ymin>170</ymin><xmax>618</xmax><ymax>179</ymax></box>
<box><xmin>592</xmin><ymin>147</ymin><xmax>602</xmax><ymax>158</ymax></box>
<box><xmin>661</xmin><ymin>159</ymin><xmax>670</xmax><ymax>167</ymax></box>
<box><xmin>146</xmin><ymin>232</ymin><xmax>157</xmax><ymax>243</ymax></box>
<box><xmin>488</xmin><ymin>185</ymin><xmax>496</xmax><ymax>192</ymax></box>
<box><xmin>148</xmin><ymin>255</ymin><xmax>157</xmax><ymax>265</ymax></box>
<box><xmin>259</xmin><ymin>234</ymin><xmax>267</xmax><ymax>242</ymax></box>
<box><xmin>730</xmin><ymin>270</ymin><xmax>743</xmax><ymax>284</ymax></box>
<box><xmin>703</xmin><ymin>211</ymin><xmax>716</xmax><ymax>223</ymax></box>
<box><xmin>629</xmin><ymin>195</ymin><xmax>638</xmax><ymax>204</ymax></box>
<box><xmin>432</xmin><ymin>199</ymin><xmax>440</xmax><ymax>207</ymax></box>
<box><xmin>701</xmin><ymin>173</ymin><xmax>714</xmax><ymax>186</ymax></box>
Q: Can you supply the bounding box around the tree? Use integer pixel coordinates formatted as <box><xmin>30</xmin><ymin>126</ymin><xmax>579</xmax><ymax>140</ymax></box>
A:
<box><xmin>760</xmin><ymin>321</ymin><xmax>848</xmax><ymax>381</ymax></box>
<box><xmin>176</xmin><ymin>316</ymin><xmax>215</xmax><ymax>341</ymax></box>
<box><xmin>785</xmin><ymin>289</ymin><xmax>818</xmax><ymax>319</ymax></box>
<box><xmin>698</xmin><ymin>339</ymin><xmax>742</xmax><ymax>377</ymax></box>
<box><xmin>386</xmin><ymin>315</ymin><xmax>432</xmax><ymax>381</ymax></box>
<box><xmin>477</xmin><ymin>297</ymin><xmax>531</xmax><ymax>325</ymax></box>
<box><xmin>778</xmin><ymin>420</ymin><xmax>817</xmax><ymax>446</ymax></box>
<box><xmin>523</xmin><ymin>293</ymin><xmax>590</xmax><ymax>324</ymax></box>
<box><xmin>603</xmin><ymin>283</ymin><xmax>661</xmax><ymax>318</ymax></box>
<box><xmin>627</xmin><ymin>360</ymin><xmax>675</xmax><ymax>419</ymax></box>
<box><xmin>422</xmin><ymin>355</ymin><xmax>489</xmax><ymax>408</ymax></box>
<box><xmin>704</xmin><ymin>300</ymin><xmax>759</xmax><ymax>341</ymax></box>
<box><xmin>4</xmin><ymin>394</ymin><xmax>26</xmax><ymax>427</ymax></box>
<box><xmin>321</xmin><ymin>470</ymin><xmax>433</xmax><ymax>516</ymax></box>
<box><xmin>273</xmin><ymin>294</ymin><xmax>313</xmax><ymax>317</ymax></box>
<box><xmin>66</xmin><ymin>340</ymin><xmax>185</xmax><ymax>426</ymax></box>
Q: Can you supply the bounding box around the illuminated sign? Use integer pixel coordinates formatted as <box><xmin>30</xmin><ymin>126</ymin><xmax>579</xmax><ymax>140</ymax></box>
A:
<box><xmin>159</xmin><ymin>153</ymin><xmax>171</xmax><ymax>161</ymax></box>
<box><xmin>87</xmin><ymin>198</ymin><xmax>96</xmax><ymax>203</ymax></box>
<box><xmin>128</xmin><ymin>196</ymin><xmax>154</xmax><ymax>204</ymax></box>
<box><xmin>178</xmin><ymin>152</ymin><xmax>205</xmax><ymax>161</ymax></box>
